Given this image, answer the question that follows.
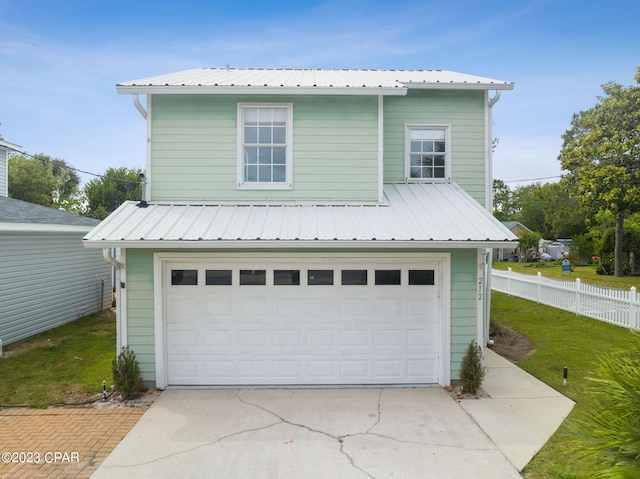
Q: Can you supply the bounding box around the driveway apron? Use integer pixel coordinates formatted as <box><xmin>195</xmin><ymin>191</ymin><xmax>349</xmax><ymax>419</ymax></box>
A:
<box><xmin>91</xmin><ymin>387</ymin><xmax>522</xmax><ymax>479</ymax></box>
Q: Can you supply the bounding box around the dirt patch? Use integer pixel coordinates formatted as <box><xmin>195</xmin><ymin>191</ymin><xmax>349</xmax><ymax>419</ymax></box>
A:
<box><xmin>489</xmin><ymin>321</ymin><xmax>534</xmax><ymax>363</ymax></box>
<box><xmin>1</xmin><ymin>338</ymin><xmax>63</xmax><ymax>358</ymax></box>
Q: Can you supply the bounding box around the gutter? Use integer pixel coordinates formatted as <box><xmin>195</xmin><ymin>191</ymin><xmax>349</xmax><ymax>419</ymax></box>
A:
<box><xmin>86</xmin><ymin>239</ymin><xmax>519</xmax><ymax>250</ymax></box>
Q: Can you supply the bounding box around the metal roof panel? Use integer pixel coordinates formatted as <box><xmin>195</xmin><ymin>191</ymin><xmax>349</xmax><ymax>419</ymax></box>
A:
<box><xmin>84</xmin><ymin>183</ymin><xmax>517</xmax><ymax>248</ymax></box>
<box><xmin>117</xmin><ymin>68</ymin><xmax>514</xmax><ymax>94</ymax></box>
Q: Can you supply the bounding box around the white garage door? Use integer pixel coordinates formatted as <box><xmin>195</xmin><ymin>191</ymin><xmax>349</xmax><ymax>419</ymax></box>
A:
<box><xmin>163</xmin><ymin>256</ymin><xmax>443</xmax><ymax>386</ymax></box>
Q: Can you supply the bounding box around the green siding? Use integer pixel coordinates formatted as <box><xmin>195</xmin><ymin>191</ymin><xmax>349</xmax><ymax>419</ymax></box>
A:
<box><xmin>124</xmin><ymin>247</ymin><xmax>480</xmax><ymax>384</ymax></box>
<box><xmin>383</xmin><ymin>90</ymin><xmax>487</xmax><ymax>205</ymax></box>
<box><xmin>150</xmin><ymin>95</ymin><xmax>379</xmax><ymax>202</ymax></box>
<box><xmin>450</xmin><ymin>249</ymin><xmax>480</xmax><ymax>377</ymax></box>
<box><xmin>125</xmin><ymin>250</ymin><xmax>156</xmax><ymax>380</ymax></box>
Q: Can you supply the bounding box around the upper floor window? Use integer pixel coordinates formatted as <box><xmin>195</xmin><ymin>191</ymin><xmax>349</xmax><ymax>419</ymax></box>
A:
<box><xmin>405</xmin><ymin>126</ymin><xmax>450</xmax><ymax>181</ymax></box>
<box><xmin>238</xmin><ymin>104</ymin><xmax>293</xmax><ymax>189</ymax></box>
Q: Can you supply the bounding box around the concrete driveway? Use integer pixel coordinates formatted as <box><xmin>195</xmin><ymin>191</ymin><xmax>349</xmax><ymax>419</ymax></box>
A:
<box><xmin>91</xmin><ymin>388</ymin><xmax>518</xmax><ymax>479</ymax></box>
<box><xmin>91</xmin><ymin>351</ymin><xmax>573</xmax><ymax>478</ymax></box>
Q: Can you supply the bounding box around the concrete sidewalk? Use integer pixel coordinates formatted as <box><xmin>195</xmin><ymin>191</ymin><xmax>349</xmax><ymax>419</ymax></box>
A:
<box><xmin>91</xmin><ymin>350</ymin><xmax>574</xmax><ymax>478</ymax></box>
<box><xmin>459</xmin><ymin>349</ymin><xmax>575</xmax><ymax>471</ymax></box>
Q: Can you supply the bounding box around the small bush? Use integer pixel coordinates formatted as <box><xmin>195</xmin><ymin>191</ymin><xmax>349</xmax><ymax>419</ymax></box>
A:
<box><xmin>460</xmin><ymin>340</ymin><xmax>487</xmax><ymax>395</ymax></box>
<box><xmin>112</xmin><ymin>346</ymin><xmax>141</xmax><ymax>400</ymax></box>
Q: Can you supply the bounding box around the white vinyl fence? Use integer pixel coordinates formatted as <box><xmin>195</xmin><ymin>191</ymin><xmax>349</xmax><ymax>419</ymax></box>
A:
<box><xmin>492</xmin><ymin>268</ymin><xmax>640</xmax><ymax>330</ymax></box>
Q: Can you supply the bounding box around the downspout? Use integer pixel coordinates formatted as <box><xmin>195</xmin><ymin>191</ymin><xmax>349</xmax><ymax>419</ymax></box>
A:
<box><xmin>103</xmin><ymin>248</ymin><xmax>126</xmax><ymax>351</ymax></box>
<box><xmin>103</xmin><ymin>248</ymin><xmax>124</xmax><ymax>269</ymax></box>
<box><xmin>378</xmin><ymin>95</ymin><xmax>384</xmax><ymax>203</ymax></box>
<box><xmin>132</xmin><ymin>94</ymin><xmax>147</xmax><ymax>119</ymax></box>
<box><xmin>484</xmin><ymin>89</ymin><xmax>502</xmax><ymax>346</ymax></box>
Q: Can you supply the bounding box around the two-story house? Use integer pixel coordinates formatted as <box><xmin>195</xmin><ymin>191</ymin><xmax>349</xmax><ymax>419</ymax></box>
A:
<box><xmin>84</xmin><ymin>68</ymin><xmax>517</xmax><ymax>389</ymax></box>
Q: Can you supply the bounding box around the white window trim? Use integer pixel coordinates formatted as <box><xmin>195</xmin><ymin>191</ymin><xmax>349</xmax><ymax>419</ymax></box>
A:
<box><xmin>237</xmin><ymin>102</ymin><xmax>293</xmax><ymax>190</ymax></box>
<box><xmin>404</xmin><ymin>124</ymin><xmax>451</xmax><ymax>182</ymax></box>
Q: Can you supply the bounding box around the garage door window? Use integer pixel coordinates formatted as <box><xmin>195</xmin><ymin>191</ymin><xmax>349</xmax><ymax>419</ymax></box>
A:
<box><xmin>206</xmin><ymin>270</ymin><xmax>232</xmax><ymax>285</ymax></box>
<box><xmin>171</xmin><ymin>269</ymin><xmax>198</xmax><ymax>286</ymax></box>
<box><xmin>274</xmin><ymin>270</ymin><xmax>300</xmax><ymax>285</ymax></box>
<box><xmin>342</xmin><ymin>270</ymin><xmax>368</xmax><ymax>285</ymax></box>
<box><xmin>308</xmin><ymin>270</ymin><xmax>333</xmax><ymax>285</ymax></box>
<box><xmin>375</xmin><ymin>270</ymin><xmax>401</xmax><ymax>285</ymax></box>
<box><xmin>409</xmin><ymin>270</ymin><xmax>435</xmax><ymax>285</ymax></box>
<box><xmin>240</xmin><ymin>270</ymin><xmax>266</xmax><ymax>285</ymax></box>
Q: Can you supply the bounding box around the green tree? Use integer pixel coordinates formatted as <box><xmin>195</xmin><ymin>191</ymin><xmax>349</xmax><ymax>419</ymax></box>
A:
<box><xmin>516</xmin><ymin>230</ymin><xmax>541</xmax><ymax>262</ymax></box>
<box><xmin>8</xmin><ymin>154</ymin><xmax>80</xmax><ymax>209</ymax></box>
<box><xmin>83</xmin><ymin>167</ymin><xmax>143</xmax><ymax>220</ymax></box>
<box><xmin>559</xmin><ymin>67</ymin><xmax>640</xmax><ymax>276</ymax></box>
<box><xmin>492</xmin><ymin>179</ymin><xmax>516</xmax><ymax>221</ymax></box>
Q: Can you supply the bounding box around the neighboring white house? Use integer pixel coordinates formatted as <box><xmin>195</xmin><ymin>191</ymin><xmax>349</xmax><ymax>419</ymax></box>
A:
<box><xmin>0</xmin><ymin>143</ymin><xmax>112</xmax><ymax>346</ymax></box>
<box><xmin>0</xmin><ymin>140</ymin><xmax>23</xmax><ymax>197</ymax></box>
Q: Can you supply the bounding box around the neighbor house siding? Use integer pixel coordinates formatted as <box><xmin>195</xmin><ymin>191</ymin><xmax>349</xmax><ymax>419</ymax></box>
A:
<box><xmin>149</xmin><ymin>95</ymin><xmax>379</xmax><ymax>202</ymax></box>
<box><xmin>0</xmin><ymin>230</ymin><xmax>112</xmax><ymax>345</ymax></box>
<box><xmin>0</xmin><ymin>148</ymin><xmax>7</xmax><ymax>197</ymax></box>
<box><xmin>383</xmin><ymin>90</ymin><xmax>486</xmax><ymax>205</ymax></box>
<box><xmin>124</xmin><ymin>247</ymin><xmax>479</xmax><ymax>383</ymax></box>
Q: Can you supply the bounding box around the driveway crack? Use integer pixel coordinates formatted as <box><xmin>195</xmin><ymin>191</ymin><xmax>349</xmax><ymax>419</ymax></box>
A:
<box><xmin>237</xmin><ymin>390</ymin><xmax>377</xmax><ymax>479</ymax></box>
<box><xmin>366</xmin><ymin>388</ymin><xmax>383</xmax><ymax>433</ymax></box>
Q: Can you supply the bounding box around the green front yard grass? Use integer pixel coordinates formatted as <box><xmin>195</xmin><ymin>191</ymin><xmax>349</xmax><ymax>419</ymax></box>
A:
<box><xmin>491</xmin><ymin>291</ymin><xmax>637</xmax><ymax>478</ymax></box>
<box><xmin>0</xmin><ymin>312</ymin><xmax>116</xmax><ymax>408</ymax></box>
<box><xmin>492</xmin><ymin>260</ymin><xmax>640</xmax><ymax>290</ymax></box>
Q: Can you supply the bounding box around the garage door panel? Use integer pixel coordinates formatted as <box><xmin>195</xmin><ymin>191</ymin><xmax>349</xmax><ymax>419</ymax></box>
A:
<box><xmin>273</xmin><ymin>330</ymin><xmax>302</xmax><ymax>347</ymax></box>
<box><xmin>165</xmin><ymin>259</ymin><xmax>442</xmax><ymax>385</ymax></box>
<box><xmin>340</xmin><ymin>330</ymin><xmax>370</xmax><ymax>347</ymax></box>
<box><xmin>374</xmin><ymin>330</ymin><xmax>402</xmax><ymax>347</ymax></box>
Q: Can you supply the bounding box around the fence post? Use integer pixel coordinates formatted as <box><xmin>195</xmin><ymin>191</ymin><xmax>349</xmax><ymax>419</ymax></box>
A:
<box><xmin>575</xmin><ymin>278</ymin><xmax>581</xmax><ymax>316</ymax></box>
<box><xmin>630</xmin><ymin>286</ymin><xmax>638</xmax><ymax>329</ymax></box>
<box><xmin>536</xmin><ymin>272</ymin><xmax>542</xmax><ymax>304</ymax></box>
<box><xmin>507</xmin><ymin>267</ymin><xmax>512</xmax><ymax>296</ymax></box>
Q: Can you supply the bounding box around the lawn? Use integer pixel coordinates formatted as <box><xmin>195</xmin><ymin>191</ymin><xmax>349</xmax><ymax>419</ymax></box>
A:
<box><xmin>0</xmin><ymin>311</ymin><xmax>116</xmax><ymax>408</ymax></box>
<box><xmin>492</xmin><ymin>260</ymin><xmax>640</xmax><ymax>290</ymax></box>
<box><xmin>491</xmin><ymin>291</ymin><xmax>637</xmax><ymax>478</ymax></box>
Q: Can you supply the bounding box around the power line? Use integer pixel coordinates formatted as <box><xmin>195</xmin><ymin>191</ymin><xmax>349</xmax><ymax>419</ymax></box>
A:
<box><xmin>6</xmin><ymin>147</ymin><xmax>141</xmax><ymax>185</ymax></box>
<box><xmin>503</xmin><ymin>175</ymin><xmax>562</xmax><ymax>183</ymax></box>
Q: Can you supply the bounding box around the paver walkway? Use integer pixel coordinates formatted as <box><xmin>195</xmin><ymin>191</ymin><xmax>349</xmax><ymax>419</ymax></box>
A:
<box><xmin>0</xmin><ymin>407</ymin><xmax>145</xmax><ymax>479</ymax></box>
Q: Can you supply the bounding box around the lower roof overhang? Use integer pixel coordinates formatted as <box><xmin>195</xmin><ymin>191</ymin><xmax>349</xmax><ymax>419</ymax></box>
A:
<box><xmin>83</xmin><ymin>183</ymin><xmax>519</xmax><ymax>250</ymax></box>
<box><xmin>84</xmin><ymin>238</ymin><xmax>518</xmax><ymax>250</ymax></box>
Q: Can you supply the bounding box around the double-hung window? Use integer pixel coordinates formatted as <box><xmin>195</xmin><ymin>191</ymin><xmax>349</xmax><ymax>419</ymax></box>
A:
<box><xmin>238</xmin><ymin>103</ymin><xmax>293</xmax><ymax>189</ymax></box>
<box><xmin>405</xmin><ymin>125</ymin><xmax>450</xmax><ymax>181</ymax></box>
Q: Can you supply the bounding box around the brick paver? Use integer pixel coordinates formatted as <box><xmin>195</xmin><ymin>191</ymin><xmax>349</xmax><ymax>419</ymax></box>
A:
<box><xmin>0</xmin><ymin>407</ymin><xmax>146</xmax><ymax>479</ymax></box>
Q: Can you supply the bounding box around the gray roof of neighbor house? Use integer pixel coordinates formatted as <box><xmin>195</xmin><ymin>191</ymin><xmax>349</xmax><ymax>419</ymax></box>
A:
<box><xmin>0</xmin><ymin>196</ymin><xmax>99</xmax><ymax>229</ymax></box>
<box><xmin>117</xmin><ymin>68</ymin><xmax>514</xmax><ymax>95</ymax></box>
<box><xmin>83</xmin><ymin>183</ymin><xmax>518</xmax><ymax>249</ymax></box>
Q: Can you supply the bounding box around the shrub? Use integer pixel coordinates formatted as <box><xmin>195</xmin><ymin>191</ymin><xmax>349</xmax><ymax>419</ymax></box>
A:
<box><xmin>460</xmin><ymin>340</ymin><xmax>487</xmax><ymax>394</ymax></box>
<box><xmin>572</xmin><ymin>332</ymin><xmax>640</xmax><ymax>478</ymax></box>
<box><xmin>112</xmin><ymin>346</ymin><xmax>141</xmax><ymax>400</ymax></box>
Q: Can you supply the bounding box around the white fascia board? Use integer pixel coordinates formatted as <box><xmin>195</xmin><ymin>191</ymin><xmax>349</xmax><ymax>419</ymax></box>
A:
<box><xmin>404</xmin><ymin>82</ymin><xmax>514</xmax><ymax>91</ymax></box>
<box><xmin>0</xmin><ymin>140</ymin><xmax>24</xmax><ymax>152</ymax></box>
<box><xmin>1</xmin><ymin>223</ymin><xmax>94</xmax><ymax>233</ymax></box>
<box><xmin>116</xmin><ymin>85</ymin><xmax>408</xmax><ymax>96</ymax></box>
<box><xmin>83</xmin><ymin>239</ymin><xmax>520</xmax><ymax>249</ymax></box>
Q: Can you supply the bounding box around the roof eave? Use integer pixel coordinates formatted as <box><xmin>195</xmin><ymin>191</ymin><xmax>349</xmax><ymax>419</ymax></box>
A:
<box><xmin>83</xmin><ymin>239</ymin><xmax>519</xmax><ymax>249</ymax></box>
<box><xmin>3</xmin><ymin>223</ymin><xmax>96</xmax><ymax>233</ymax></box>
<box><xmin>116</xmin><ymin>85</ymin><xmax>408</xmax><ymax>96</ymax></box>
<box><xmin>403</xmin><ymin>82</ymin><xmax>515</xmax><ymax>91</ymax></box>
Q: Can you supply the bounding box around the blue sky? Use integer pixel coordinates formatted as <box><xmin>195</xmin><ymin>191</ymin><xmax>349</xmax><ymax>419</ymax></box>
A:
<box><xmin>1</xmin><ymin>0</ymin><xmax>638</xmax><ymax>188</ymax></box>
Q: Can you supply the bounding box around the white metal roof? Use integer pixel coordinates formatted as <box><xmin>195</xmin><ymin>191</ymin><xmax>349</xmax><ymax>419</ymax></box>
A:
<box><xmin>83</xmin><ymin>183</ymin><xmax>517</xmax><ymax>249</ymax></box>
<box><xmin>116</xmin><ymin>68</ymin><xmax>514</xmax><ymax>96</ymax></box>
